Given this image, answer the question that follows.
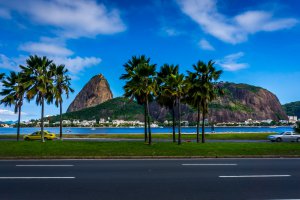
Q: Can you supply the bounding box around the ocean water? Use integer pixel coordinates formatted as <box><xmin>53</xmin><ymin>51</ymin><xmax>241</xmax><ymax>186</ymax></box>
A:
<box><xmin>0</xmin><ymin>126</ymin><xmax>293</xmax><ymax>135</ymax></box>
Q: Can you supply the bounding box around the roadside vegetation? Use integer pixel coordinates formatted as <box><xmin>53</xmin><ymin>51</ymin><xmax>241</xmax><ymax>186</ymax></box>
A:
<box><xmin>0</xmin><ymin>141</ymin><xmax>300</xmax><ymax>158</ymax></box>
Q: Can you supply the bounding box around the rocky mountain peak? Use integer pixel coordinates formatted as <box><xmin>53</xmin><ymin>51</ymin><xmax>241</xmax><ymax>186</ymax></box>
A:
<box><xmin>67</xmin><ymin>74</ymin><xmax>113</xmax><ymax>113</ymax></box>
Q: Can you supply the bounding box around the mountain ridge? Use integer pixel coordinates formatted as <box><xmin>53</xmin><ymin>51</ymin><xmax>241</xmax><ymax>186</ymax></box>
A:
<box><xmin>51</xmin><ymin>81</ymin><xmax>287</xmax><ymax>123</ymax></box>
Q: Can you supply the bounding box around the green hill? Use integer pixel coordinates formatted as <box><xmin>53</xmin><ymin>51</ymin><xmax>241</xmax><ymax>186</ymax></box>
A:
<box><xmin>282</xmin><ymin>101</ymin><xmax>300</xmax><ymax>118</ymax></box>
<box><xmin>49</xmin><ymin>97</ymin><xmax>144</xmax><ymax>122</ymax></box>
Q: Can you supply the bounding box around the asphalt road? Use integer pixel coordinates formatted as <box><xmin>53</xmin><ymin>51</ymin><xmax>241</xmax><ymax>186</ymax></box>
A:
<box><xmin>0</xmin><ymin>159</ymin><xmax>300</xmax><ymax>200</ymax></box>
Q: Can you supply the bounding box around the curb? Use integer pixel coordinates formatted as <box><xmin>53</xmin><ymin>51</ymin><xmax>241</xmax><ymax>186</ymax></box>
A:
<box><xmin>1</xmin><ymin>155</ymin><xmax>300</xmax><ymax>160</ymax></box>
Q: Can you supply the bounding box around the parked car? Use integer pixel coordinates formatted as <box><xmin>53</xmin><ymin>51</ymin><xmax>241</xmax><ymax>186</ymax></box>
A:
<box><xmin>267</xmin><ymin>131</ymin><xmax>300</xmax><ymax>142</ymax></box>
<box><xmin>23</xmin><ymin>131</ymin><xmax>57</xmax><ymax>141</ymax></box>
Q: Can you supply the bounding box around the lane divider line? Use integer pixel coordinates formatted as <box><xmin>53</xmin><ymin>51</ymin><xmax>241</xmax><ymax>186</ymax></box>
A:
<box><xmin>182</xmin><ymin>164</ymin><xmax>237</xmax><ymax>166</ymax></box>
<box><xmin>16</xmin><ymin>165</ymin><xmax>74</xmax><ymax>167</ymax></box>
<box><xmin>219</xmin><ymin>175</ymin><xmax>291</xmax><ymax>178</ymax></box>
<box><xmin>0</xmin><ymin>177</ymin><xmax>75</xmax><ymax>179</ymax></box>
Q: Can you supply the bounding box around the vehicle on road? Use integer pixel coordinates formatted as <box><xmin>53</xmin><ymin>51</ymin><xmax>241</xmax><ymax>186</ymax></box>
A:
<box><xmin>267</xmin><ymin>131</ymin><xmax>300</xmax><ymax>142</ymax></box>
<box><xmin>23</xmin><ymin>131</ymin><xmax>57</xmax><ymax>141</ymax></box>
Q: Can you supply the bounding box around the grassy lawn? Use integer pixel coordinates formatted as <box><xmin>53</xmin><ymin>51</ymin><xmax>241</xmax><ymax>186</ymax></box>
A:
<box><xmin>0</xmin><ymin>141</ymin><xmax>299</xmax><ymax>158</ymax></box>
<box><xmin>0</xmin><ymin>133</ymin><xmax>273</xmax><ymax>140</ymax></box>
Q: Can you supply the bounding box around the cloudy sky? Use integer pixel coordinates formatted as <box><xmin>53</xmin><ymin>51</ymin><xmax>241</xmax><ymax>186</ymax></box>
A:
<box><xmin>0</xmin><ymin>0</ymin><xmax>299</xmax><ymax>121</ymax></box>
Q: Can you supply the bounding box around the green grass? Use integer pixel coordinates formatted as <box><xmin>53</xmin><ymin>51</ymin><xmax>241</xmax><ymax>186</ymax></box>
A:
<box><xmin>0</xmin><ymin>133</ymin><xmax>273</xmax><ymax>140</ymax></box>
<box><xmin>0</xmin><ymin>141</ymin><xmax>300</xmax><ymax>158</ymax></box>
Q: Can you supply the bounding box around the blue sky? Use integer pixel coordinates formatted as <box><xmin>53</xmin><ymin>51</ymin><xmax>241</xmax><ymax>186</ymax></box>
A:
<box><xmin>0</xmin><ymin>0</ymin><xmax>299</xmax><ymax>121</ymax></box>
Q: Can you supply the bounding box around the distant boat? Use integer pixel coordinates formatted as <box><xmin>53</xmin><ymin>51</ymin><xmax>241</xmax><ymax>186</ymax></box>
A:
<box><xmin>66</xmin><ymin>129</ymin><xmax>72</xmax><ymax>133</ymax></box>
<box><xmin>91</xmin><ymin>128</ymin><xmax>96</xmax><ymax>130</ymax></box>
<box><xmin>129</xmin><ymin>126</ymin><xmax>135</xmax><ymax>128</ymax></box>
<box><xmin>270</xmin><ymin>126</ymin><xmax>277</xmax><ymax>128</ymax></box>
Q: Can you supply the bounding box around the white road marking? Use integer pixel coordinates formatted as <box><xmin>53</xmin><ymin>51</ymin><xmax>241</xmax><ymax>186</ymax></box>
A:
<box><xmin>0</xmin><ymin>177</ymin><xmax>75</xmax><ymax>179</ymax></box>
<box><xmin>16</xmin><ymin>165</ymin><xmax>74</xmax><ymax>167</ymax></box>
<box><xmin>182</xmin><ymin>164</ymin><xmax>237</xmax><ymax>166</ymax></box>
<box><xmin>219</xmin><ymin>175</ymin><xmax>291</xmax><ymax>178</ymax></box>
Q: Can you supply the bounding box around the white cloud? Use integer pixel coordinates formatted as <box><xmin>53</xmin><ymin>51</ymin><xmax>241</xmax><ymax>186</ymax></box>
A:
<box><xmin>176</xmin><ymin>0</ymin><xmax>298</xmax><ymax>44</ymax></box>
<box><xmin>0</xmin><ymin>109</ymin><xmax>27</xmax><ymax>116</ymax></box>
<box><xmin>0</xmin><ymin>7</ymin><xmax>10</xmax><ymax>19</ymax></box>
<box><xmin>0</xmin><ymin>53</ymin><xmax>101</xmax><ymax>75</ymax></box>
<box><xmin>16</xmin><ymin>36</ymin><xmax>101</xmax><ymax>74</ymax></box>
<box><xmin>0</xmin><ymin>0</ymin><xmax>126</xmax><ymax>38</ymax></box>
<box><xmin>0</xmin><ymin>109</ymin><xmax>28</xmax><ymax>121</ymax></box>
<box><xmin>0</xmin><ymin>54</ymin><xmax>20</xmax><ymax>71</ymax></box>
<box><xmin>216</xmin><ymin>52</ymin><xmax>248</xmax><ymax>71</ymax></box>
<box><xmin>234</xmin><ymin>11</ymin><xmax>298</xmax><ymax>33</ymax></box>
<box><xmin>19</xmin><ymin>42</ymin><xmax>73</xmax><ymax>57</ymax></box>
<box><xmin>199</xmin><ymin>39</ymin><xmax>215</xmax><ymax>50</ymax></box>
<box><xmin>52</xmin><ymin>56</ymin><xmax>101</xmax><ymax>74</ymax></box>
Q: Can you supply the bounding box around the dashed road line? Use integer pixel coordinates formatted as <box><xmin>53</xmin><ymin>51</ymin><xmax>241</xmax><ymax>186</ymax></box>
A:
<box><xmin>219</xmin><ymin>175</ymin><xmax>291</xmax><ymax>178</ymax></box>
<box><xmin>182</xmin><ymin>164</ymin><xmax>237</xmax><ymax>166</ymax></box>
<box><xmin>16</xmin><ymin>165</ymin><xmax>74</xmax><ymax>167</ymax></box>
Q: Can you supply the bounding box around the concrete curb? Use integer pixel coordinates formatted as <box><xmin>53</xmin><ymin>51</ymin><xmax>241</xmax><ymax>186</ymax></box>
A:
<box><xmin>1</xmin><ymin>155</ymin><xmax>300</xmax><ymax>160</ymax></box>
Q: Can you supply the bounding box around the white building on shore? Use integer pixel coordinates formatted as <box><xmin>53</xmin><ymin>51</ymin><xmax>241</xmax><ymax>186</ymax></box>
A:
<box><xmin>288</xmin><ymin>116</ymin><xmax>298</xmax><ymax>123</ymax></box>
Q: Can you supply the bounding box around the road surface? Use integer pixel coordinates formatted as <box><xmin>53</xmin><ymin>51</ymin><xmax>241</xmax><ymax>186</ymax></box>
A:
<box><xmin>0</xmin><ymin>159</ymin><xmax>299</xmax><ymax>199</ymax></box>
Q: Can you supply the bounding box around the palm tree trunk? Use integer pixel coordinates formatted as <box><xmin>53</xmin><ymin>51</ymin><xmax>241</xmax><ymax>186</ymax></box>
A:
<box><xmin>196</xmin><ymin>104</ymin><xmax>200</xmax><ymax>143</ymax></box>
<box><xmin>146</xmin><ymin>98</ymin><xmax>151</xmax><ymax>145</ymax></box>
<box><xmin>41</xmin><ymin>97</ymin><xmax>45</xmax><ymax>142</ymax></box>
<box><xmin>178</xmin><ymin>97</ymin><xmax>181</xmax><ymax>145</ymax></box>
<box><xmin>144</xmin><ymin>104</ymin><xmax>148</xmax><ymax>142</ymax></box>
<box><xmin>172</xmin><ymin>101</ymin><xmax>176</xmax><ymax>143</ymax></box>
<box><xmin>59</xmin><ymin>100</ymin><xmax>63</xmax><ymax>140</ymax></box>
<box><xmin>17</xmin><ymin>104</ymin><xmax>21</xmax><ymax>142</ymax></box>
<box><xmin>201</xmin><ymin>107</ymin><xmax>205</xmax><ymax>143</ymax></box>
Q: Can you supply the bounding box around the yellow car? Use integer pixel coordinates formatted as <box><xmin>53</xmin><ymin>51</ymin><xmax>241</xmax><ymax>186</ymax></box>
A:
<box><xmin>23</xmin><ymin>131</ymin><xmax>57</xmax><ymax>141</ymax></box>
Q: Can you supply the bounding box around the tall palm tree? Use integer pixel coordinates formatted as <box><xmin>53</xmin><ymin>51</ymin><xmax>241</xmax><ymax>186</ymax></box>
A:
<box><xmin>187</xmin><ymin>60</ymin><xmax>222</xmax><ymax>143</ymax></box>
<box><xmin>161</xmin><ymin>73</ymin><xmax>186</xmax><ymax>145</ymax></box>
<box><xmin>157</xmin><ymin>64</ymin><xmax>179</xmax><ymax>143</ymax></box>
<box><xmin>186</xmin><ymin>72</ymin><xmax>202</xmax><ymax>143</ymax></box>
<box><xmin>121</xmin><ymin>56</ymin><xmax>147</xmax><ymax>142</ymax></box>
<box><xmin>120</xmin><ymin>55</ymin><xmax>157</xmax><ymax>145</ymax></box>
<box><xmin>49</xmin><ymin>64</ymin><xmax>74</xmax><ymax>140</ymax></box>
<box><xmin>21</xmin><ymin>55</ymin><xmax>54</xmax><ymax>142</ymax></box>
<box><xmin>0</xmin><ymin>71</ymin><xmax>29</xmax><ymax>141</ymax></box>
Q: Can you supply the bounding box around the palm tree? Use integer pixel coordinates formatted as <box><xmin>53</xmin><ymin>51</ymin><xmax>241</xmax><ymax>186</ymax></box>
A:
<box><xmin>0</xmin><ymin>71</ymin><xmax>29</xmax><ymax>141</ymax></box>
<box><xmin>187</xmin><ymin>60</ymin><xmax>222</xmax><ymax>143</ymax></box>
<box><xmin>120</xmin><ymin>55</ymin><xmax>157</xmax><ymax>145</ymax></box>
<box><xmin>157</xmin><ymin>64</ymin><xmax>179</xmax><ymax>143</ymax></box>
<box><xmin>186</xmin><ymin>72</ymin><xmax>202</xmax><ymax>143</ymax></box>
<box><xmin>49</xmin><ymin>64</ymin><xmax>74</xmax><ymax>140</ymax></box>
<box><xmin>21</xmin><ymin>55</ymin><xmax>54</xmax><ymax>142</ymax></box>
<box><xmin>160</xmin><ymin>73</ymin><xmax>186</xmax><ymax>145</ymax></box>
<box><xmin>121</xmin><ymin>56</ymin><xmax>147</xmax><ymax>142</ymax></box>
